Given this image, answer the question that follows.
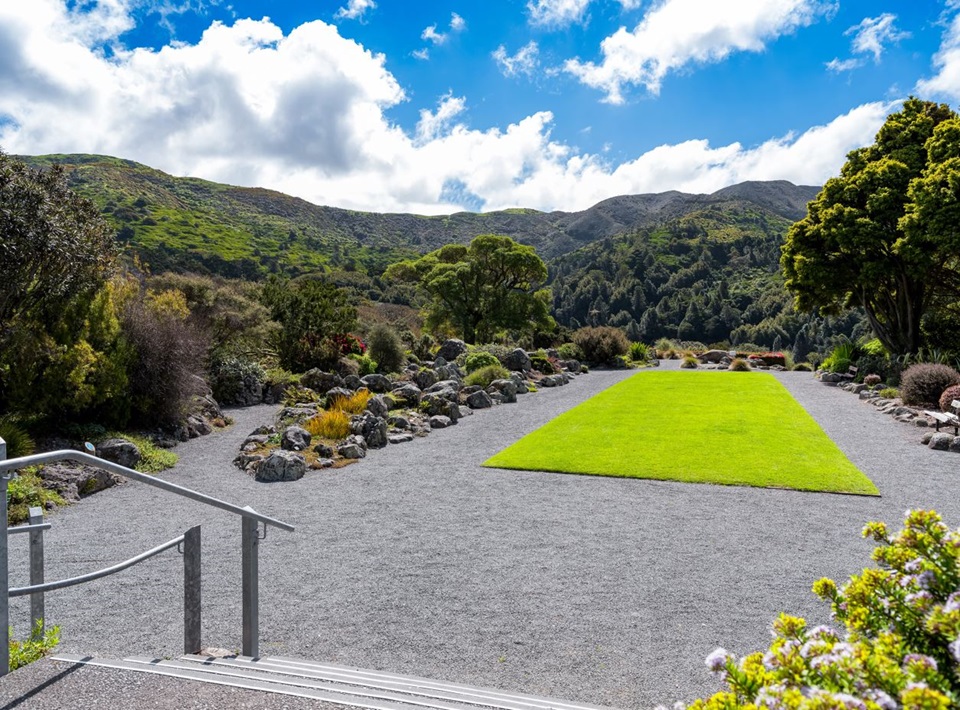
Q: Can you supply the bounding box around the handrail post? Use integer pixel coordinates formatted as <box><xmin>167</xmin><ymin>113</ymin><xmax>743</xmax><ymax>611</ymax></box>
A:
<box><xmin>28</xmin><ymin>507</ymin><xmax>44</xmax><ymax>634</ymax></box>
<box><xmin>183</xmin><ymin>525</ymin><xmax>201</xmax><ymax>654</ymax></box>
<box><xmin>0</xmin><ymin>436</ymin><xmax>9</xmax><ymax>676</ymax></box>
<box><xmin>241</xmin><ymin>508</ymin><xmax>259</xmax><ymax>658</ymax></box>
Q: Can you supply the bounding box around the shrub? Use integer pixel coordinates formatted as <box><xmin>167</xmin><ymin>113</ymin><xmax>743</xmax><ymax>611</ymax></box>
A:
<box><xmin>304</xmin><ymin>410</ymin><xmax>350</xmax><ymax>440</ymax></box>
<box><xmin>556</xmin><ymin>342</ymin><xmax>584</xmax><ymax>361</ymax></box>
<box><xmin>328</xmin><ymin>389</ymin><xmax>371</xmax><ymax>414</ymax></box>
<box><xmin>282</xmin><ymin>385</ymin><xmax>323</xmax><ymax>407</ymax></box>
<box><xmin>939</xmin><ymin>383</ymin><xmax>960</xmax><ymax>412</ymax></box>
<box><xmin>209</xmin><ymin>356</ymin><xmax>266</xmax><ymax>406</ymax></box>
<box><xmin>464</xmin><ymin>364</ymin><xmax>510</xmax><ymax>388</ymax></box>
<box><xmin>107</xmin><ymin>432</ymin><xmax>178</xmax><ymax>473</ymax></box>
<box><xmin>792</xmin><ymin>362</ymin><xmax>813</xmax><ymax>372</ymax></box>
<box><xmin>464</xmin><ymin>351</ymin><xmax>500</xmax><ymax>373</ymax></box>
<box><xmin>0</xmin><ymin>415</ymin><xmax>35</xmax><ymax>459</ymax></box>
<box><xmin>471</xmin><ymin>343</ymin><xmax>511</xmax><ymax>363</ymax></box>
<box><xmin>629</xmin><ymin>342</ymin><xmax>651</xmax><ymax>362</ymax></box>
<box><xmin>683</xmin><ymin>510</ymin><xmax>960</xmax><ymax>710</ymax></box>
<box><xmin>529</xmin><ymin>352</ymin><xmax>559</xmax><ymax>375</ymax></box>
<box><xmin>899</xmin><ymin>363</ymin><xmax>960</xmax><ymax>407</ymax></box>
<box><xmin>349</xmin><ymin>353</ymin><xmax>378</xmax><ymax>376</ymax></box>
<box><xmin>7</xmin><ymin>469</ymin><xmax>65</xmax><ymax>525</ymax></box>
<box><xmin>680</xmin><ymin>356</ymin><xmax>698</xmax><ymax>369</ymax></box>
<box><xmin>10</xmin><ymin>620</ymin><xmax>60</xmax><ymax>671</ymax></box>
<box><xmin>758</xmin><ymin>351</ymin><xmax>786</xmax><ymax>367</ymax></box>
<box><xmin>573</xmin><ymin>326</ymin><xmax>630</xmax><ymax>365</ymax></box>
<box><xmin>728</xmin><ymin>358</ymin><xmax>751</xmax><ymax>372</ymax></box>
<box><xmin>864</xmin><ymin>373</ymin><xmax>882</xmax><ymax>387</ymax></box>
<box><xmin>879</xmin><ymin>387</ymin><xmax>899</xmax><ymax>399</ymax></box>
<box><xmin>654</xmin><ymin>337</ymin><xmax>678</xmax><ymax>354</ymax></box>
<box><xmin>821</xmin><ymin>339</ymin><xmax>859</xmax><ymax>374</ymax></box>
<box><xmin>367</xmin><ymin>324</ymin><xmax>406</xmax><ymax>374</ymax></box>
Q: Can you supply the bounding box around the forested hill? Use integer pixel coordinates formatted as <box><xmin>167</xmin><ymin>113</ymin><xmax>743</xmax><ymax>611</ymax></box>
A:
<box><xmin>21</xmin><ymin>153</ymin><xmax>819</xmax><ymax>279</ymax></box>
<box><xmin>550</xmin><ymin>198</ymin><xmax>866</xmax><ymax>354</ymax></box>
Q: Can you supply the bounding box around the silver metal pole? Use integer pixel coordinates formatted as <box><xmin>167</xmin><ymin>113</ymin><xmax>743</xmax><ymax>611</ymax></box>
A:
<box><xmin>0</xmin><ymin>436</ymin><xmax>9</xmax><ymax>676</ymax></box>
<box><xmin>241</xmin><ymin>508</ymin><xmax>259</xmax><ymax>658</ymax></box>
<box><xmin>183</xmin><ymin>525</ymin><xmax>201</xmax><ymax>654</ymax></box>
<box><xmin>28</xmin><ymin>507</ymin><xmax>44</xmax><ymax>634</ymax></box>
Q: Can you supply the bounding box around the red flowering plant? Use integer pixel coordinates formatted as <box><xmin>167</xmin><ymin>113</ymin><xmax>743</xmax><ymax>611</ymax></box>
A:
<box><xmin>331</xmin><ymin>333</ymin><xmax>366</xmax><ymax>357</ymax></box>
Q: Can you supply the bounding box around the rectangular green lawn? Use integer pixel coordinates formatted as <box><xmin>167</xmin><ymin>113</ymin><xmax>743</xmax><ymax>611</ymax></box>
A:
<box><xmin>484</xmin><ymin>371</ymin><xmax>878</xmax><ymax>495</ymax></box>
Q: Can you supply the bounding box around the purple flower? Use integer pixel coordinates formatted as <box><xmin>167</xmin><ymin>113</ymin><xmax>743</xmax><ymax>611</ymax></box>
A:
<box><xmin>903</xmin><ymin>654</ymin><xmax>938</xmax><ymax>672</ymax></box>
<box><xmin>904</xmin><ymin>559</ymin><xmax>922</xmax><ymax>573</ymax></box>
<box><xmin>944</xmin><ymin>592</ymin><xmax>960</xmax><ymax>613</ymax></box>
<box><xmin>705</xmin><ymin>648</ymin><xmax>729</xmax><ymax>674</ymax></box>
<box><xmin>949</xmin><ymin>638</ymin><xmax>960</xmax><ymax>663</ymax></box>
<box><xmin>917</xmin><ymin>571</ymin><xmax>936</xmax><ymax>590</ymax></box>
<box><xmin>807</xmin><ymin>625</ymin><xmax>837</xmax><ymax>639</ymax></box>
<box><xmin>865</xmin><ymin>690</ymin><xmax>897</xmax><ymax>710</ymax></box>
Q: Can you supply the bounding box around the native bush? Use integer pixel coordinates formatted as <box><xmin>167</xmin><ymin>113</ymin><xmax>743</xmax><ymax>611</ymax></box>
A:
<box><xmin>304</xmin><ymin>410</ymin><xmax>350</xmax><ymax>440</ymax></box>
<box><xmin>367</xmin><ymin>324</ymin><xmax>406</xmax><ymax>374</ymax></box>
<box><xmin>529</xmin><ymin>352</ymin><xmax>559</xmax><ymax>375</ymax></box>
<box><xmin>880</xmin><ymin>387</ymin><xmax>900</xmax><ymax>399</ymax></box>
<box><xmin>464</xmin><ymin>364</ymin><xmax>510</xmax><ymax>388</ymax></box>
<box><xmin>349</xmin><ymin>353</ymin><xmax>378</xmax><ymax>376</ymax></box>
<box><xmin>680</xmin><ymin>510</ymin><xmax>960</xmax><ymax>710</ymax></box>
<box><xmin>0</xmin><ymin>415</ymin><xmax>35</xmax><ymax>459</ymax></box>
<box><xmin>822</xmin><ymin>340</ymin><xmax>859</xmax><ymax>373</ymax></box>
<box><xmin>792</xmin><ymin>362</ymin><xmax>814</xmax><ymax>372</ymax></box>
<box><xmin>7</xmin><ymin>469</ymin><xmax>64</xmax><ymax>525</ymax></box>
<box><xmin>209</xmin><ymin>356</ymin><xmax>266</xmax><ymax>406</ymax></box>
<box><xmin>939</xmin><ymin>384</ymin><xmax>960</xmax><ymax>412</ymax></box>
<box><xmin>464</xmin><ymin>351</ymin><xmax>500</xmax><ymax>374</ymax></box>
<box><xmin>865</xmin><ymin>374</ymin><xmax>882</xmax><ymax>387</ymax></box>
<box><xmin>629</xmin><ymin>342</ymin><xmax>651</xmax><ymax>362</ymax></box>
<box><xmin>899</xmin><ymin>363</ymin><xmax>960</xmax><ymax>407</ymax></box>
<box><xmin>572</xmin><ymin>326</ymin><xmax>630</xmax><ymax>365</ymax></box>
<box><xmin>729</xmin><ymin>358</ymin><xmax>751</xmax><ymax>372</ymax></box>
<box><xmin>680</xmin><ymin>356</ymin><xmax>698</xmax><ymax>369</ymax></box>
<box><xmin>328</xmin><ymin>389</ymin><xmax>371</xmax><ymax>415</ymax></box>
<box><xmin>556</xmin><ymin>342</ymin><xmax>584</xmax><ymax>361</ymax></box>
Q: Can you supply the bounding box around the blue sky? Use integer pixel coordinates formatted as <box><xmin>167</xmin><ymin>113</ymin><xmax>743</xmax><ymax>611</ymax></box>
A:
<box><xmin>1</xmin><ymin>1</ymin><xmax>958</xmax><ymax>213</ymax></box>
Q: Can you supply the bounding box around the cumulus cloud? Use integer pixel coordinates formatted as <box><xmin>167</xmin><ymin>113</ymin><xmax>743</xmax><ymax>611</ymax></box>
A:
<box><xmin>527</xmin><ymin>0</ymin><xmax>591</xmax><ymax>26</ymax></box>
<box><xmin>335</xmin><ymin>0</ymin><xmax>376</xmax><ymax>21</ymax></box>
<box><xmin>827</xmin><ymin>13</ymin><xmax>909</xmax><ymax>73</ymax></box>
<box><xmin>492</xmin><ymin>41</ymin><xmax>540</xmax><ymax>78</ymax></box>
<box><xmin>421</xmin><ymin>12</ymin><xmax>465</xmax><ymax>46</ymax></box>
<box><xmin>0</xmin><ymin>1</ymin><xmax>888</xmax><ymax>215</ymax></box>
<box><xmin>916</xmin><ymin>3</ymin><xmax>960</xmax><ymax>101</ymax></box>
<box><xmin>564</xmin><ymin>0</ymin><xmax>833</xmax><ymax>103</ymax></box>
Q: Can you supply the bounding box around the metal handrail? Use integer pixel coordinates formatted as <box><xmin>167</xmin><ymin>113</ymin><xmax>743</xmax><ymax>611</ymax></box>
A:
<box><xmin>9</xmin><ymin>533</ymin><xmax>184</xmax><ymax>597</ymax></box>
<box><xmin>0</xmin><ymin>450</ymin><xmax>294</xmax><ymax>532</ymax></box>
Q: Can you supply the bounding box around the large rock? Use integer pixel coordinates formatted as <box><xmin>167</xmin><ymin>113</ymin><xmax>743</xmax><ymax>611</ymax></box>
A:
<box><xmin>360</xmin><ymin>374</ymin><xmax>392</xmax><ymax>393</ymax></box>
<box><xmin>390</xmin><ymin>383</ymin><xmax>422</xmax><ymax>408</ymax></box>
<box><xmin>281</xmin><ymin>425</ymin><xmax>312</xmax><ymax>452</ymax></box>
<box><xmin>487</xmin><ymin>379</ymin><xmax>517</xmax><ymax>403</ymax></box>
<box><xmin>337</xmin><ymin>436</ymin><xmax>367</xmax><ymax>459</ymax></box>
<box><xmin>429</xmin><ymin>415</ymin><xmax>453</xmax><ymax>429</ymax></box>
<box><xmin>928</xmin><ymin>433</ymin><xmax>955</xmax><ymax>451</ymax></box>
<box><xmin>466</xmin><ymin>390</ymin><xmax>494</xmax><ymax>409</ymax></box>
<box><xmin>437</xmin><ymin>339</ymin><xmax>468</xmax><ymax>362</ymax></box>
<box><xmin>96</xmin><ymin>438</ymin><xmax>142</xmax><ymax>469</ymax></box>
<box><xmin>365</xmin><ymin>395</ymin><xmax>389</xmax><ymax>419</ymax></box>
<box><xmin>351</xmin><ymin>412</ymin><xmax>388</xmax><ymax>449</ymax></box>
<box><xmin>255</xmin><ymin>450</ymin><xmax>306</xmax><ymax>482</ymax></box>
<box><xmin>413</xmin><ymin>369</ymin><xmax>439</xmax><ymax>391</ymax></box>
<box><xmin>323</xmin><ymin>387</ymin><xmax>355</xmax><ymax>408</ymax></box>
<box><xmin>502</xmin><ymin>348</ymin><xmax>532</xmax><ymax>372</ymax></box>
<box><xmin>38</xmin><ymin>463</ymin><xmax>124</xmax><ymax>502</ymax></box>
<box><xmin>185</xmin><ymin>415</ymin><xmax>213</xmax><ymax>438</ymax></box>
<box><xmin>300</xmin><ymin>369</ymin><xmax>343</xmax><ymax>395</ymax></box>
<box><xmin>698</xmin><ymin>349</ymin><xmax>728</xmax><ymax>364</ymax></box>
<box><xmin>434</xmin><ymin>364</ymin><xmax>463</xmax><ymax>382</ymax></box>
<box><xmin>425</xmin><ymin>380</ymin><xmax>461</xmax><ymax>396</ymax></box>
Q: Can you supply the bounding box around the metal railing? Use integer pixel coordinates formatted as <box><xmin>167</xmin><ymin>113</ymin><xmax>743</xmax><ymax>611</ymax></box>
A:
<box><xmin>0</xmin><ymin>438</ymin><xmax>294</xmax><ymax>676</ymax></box>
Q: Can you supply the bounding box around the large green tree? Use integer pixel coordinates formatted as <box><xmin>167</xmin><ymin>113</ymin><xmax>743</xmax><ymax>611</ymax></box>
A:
<box><xmin>386</xmin><ymin>234</ymin><xmax>552</xmax><ymax>343</ymax></box>
<box><xmin>781</xmin><ymin>99</ymin><xmax>957</xmax><ymax>355</ymax></box>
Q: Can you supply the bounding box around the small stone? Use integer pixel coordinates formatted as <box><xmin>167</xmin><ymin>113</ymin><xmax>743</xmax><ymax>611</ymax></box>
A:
<box><xmin>921</xmin><ymin>432</ymin><xmax>934</xmax><ymax>445</ymax></box>
<box><xmin>928</xmin><ymin>433</ymin><xmax>954</xmax><ymax>451</ymax></box>
<box><xmin>388</xmin><ymin>433</ymin><xmax>414</xmax><ymax>444</ymax></box>
<box><xmin>313</xmin><ymin>443</ymin><xmax>334</xmax><ymax>458</ymax></box>
<box><xmin>915</xmin><ymin>419</ymin><xmax>929</xmax><ymax>427</ymax></box>
<box><xmin>429</xmin><ymin>415</ymin><xmax>453</xmax><ymax>429</ymax></box>
<box><xmin>337</xmin><ymin>443</ymin><xmax>366</xmax><ymax>459</ymax></box>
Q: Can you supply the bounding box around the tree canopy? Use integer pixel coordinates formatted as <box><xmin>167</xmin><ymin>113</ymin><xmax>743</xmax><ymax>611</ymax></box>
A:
<box><xmin>385</xmin><ymin>234</ymin><xmax>552</xmax><ymax>343</ymax></box>
<box><xmin>781</xmin><ymin>98</ymin><xmax>958</xmax><ymax>355</ymax></box>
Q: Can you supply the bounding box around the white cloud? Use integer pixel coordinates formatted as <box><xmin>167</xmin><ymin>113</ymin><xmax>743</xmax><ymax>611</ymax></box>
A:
<box><xmin>828</xmin><ymin>13</ymin><xmax>909</xmax><ymax>72</ymax></box>
<box><xmin>412</xmin><ymin>48</ymin><xmax>430</xmax><ymax>60</ymax></box>
<box><xmin>335</xmin><ymin>0</ymin><xmax>376</xmax><ymax>21</ymax></box>
<box><xmin>916</xmin><ymin>4</ymin><xmax>960</xmax><ymax>101</ymax></box>
<box><xmin>420</xmin><ymin>12</ymin><xmax>465</xmax><ymax>46</ymax></box>
<box><xmin>492</xmin><ymin>41</ymin><xmax>540</xmax><ymax>78</ymax></box>
<box><xmin>527</xmin><ymin>0</ymin><xmax>591</xmax><ymax>26</ymax></box>
<box><xmin>0</xmin><ymin>1</ymin><xmax>889</xmax><ymax>216</ymax></box>
<box><xmin>564</xmin><ymin>0</ymin><xmax>833</xmax><ymax>103</ymax></box>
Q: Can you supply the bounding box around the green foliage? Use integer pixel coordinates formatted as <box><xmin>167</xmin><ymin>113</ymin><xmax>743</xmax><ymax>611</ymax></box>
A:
<box><xmin>209</xmin><ymin>357</ymin><xmax>266</xmax><ymax>406</ymax></box>
<box><xmin>862</xmin><ymin>337</ymin><xmax>888</xmax><ymax>356</ymax></box>
<box><xmin>349</xmin><ymin>353</ymin><xmax>378</xmax><ymax>376</ymax></box>
<box><xmin>9</xmin><ymin>620</ymin><xmax>60</xmax><ymax>671</ymax></box>
<box><xmin>939</xmin><ymin>384</ymin><xmax>960</xmax><ymax>412</ymax></box>
<box><xmin>464</xmin><ymin>351</ymin><xmax>500</xmax><ymax>374</ymax></box>
<box><xmin>109</xmin><ymin>433</ymin><xmax>178</xmax><ymax>473</ymax></box>
<box><xmin>822</xmin><ymin>339</ymin><xmax>860</xmax><ymax>373</ymax></box>
<box><xmin>262</xmin><ymin>276</ymin><xmax>357</xmax><ymax>372</ymax></box>
<box><xmin>0</xmin><ymin>416</ymin><xmax>35</xmax><ymax>459</ymax></box>
<box><xmin>556</xmin><ymin>342</ymin><xmax>584</xmax><ymax>361</ymax></box>
<box><xmin>683</xmin><ymin>511</ymin><xmax>960</xmax><ymax>710</ymax></box>
<box><xmin>783</xmin><ymin>98</ymin><xmax>959</xmax><ymax>355</ymax></box>
<box><xmin>628</xmin><ymin>342</ymin><xmax>651</xmax><ymax>362</ymax></box>
<box><xmin>680</xmin><ymin>355</ymin><xmax>698</xmax><ymax>369</ymax></box>
<box><xmin>572</xmin><ymin>326</ymin><xmax>630</xmax><ymax>365</ymax></box>
<box><xmin>899</xmin><ymin>363</ymin><xmax>960</xmax><ymax>407</ymax></box>
<box><xmin>464</xmin><ymin>364</ymin><xmax>510</xmax><ymax>388</ymax></box>
<box><xmin>281</xmin><ymin>385</ymin><xmax>322</xmax><ymax>407</ymax></box>
<box><xmin>367</xmin><ymin>324</ymin><xmax>406</xmax><ymax>374</ymax></box>
<box><xmin>792</xmin><ymin>362</ymin><xmax>813</xmax><ymax>371</ymax></box>
<box><xmin>7</xmin><ymin>469</ymin><xmax>66</xmax><ymax>525</ymax></box>
<box><xmin>880</xmin><ymin>387</ymin><xmax>900</xmax><ymax>399</ymax></box>
<box><xmin>386</xmin><ymin>234</ymin><xmax>552</xmax><ymax>343</ymax></box>
<box><xmin>304</xmin><ymin>410</ymin><xmax>350</xmax><ymax>440</ymax></box>
<box><xmin>729</xmin><ymin>358</ymin><xmax>751</xmax><ymax>372</ymax></box>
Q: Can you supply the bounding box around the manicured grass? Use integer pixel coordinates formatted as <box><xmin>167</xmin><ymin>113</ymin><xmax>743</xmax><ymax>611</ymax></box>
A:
<box><xmin>484</xmin><ymin>371</ymin><xmax>878</xmax><ymax>495</ymax></box>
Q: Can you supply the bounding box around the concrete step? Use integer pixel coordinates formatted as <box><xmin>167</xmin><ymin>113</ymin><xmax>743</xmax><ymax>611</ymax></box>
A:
<box><xmin>52</xmin><ymin>654</ymin><xmax>617</xmax><ymax>710</ymax></box>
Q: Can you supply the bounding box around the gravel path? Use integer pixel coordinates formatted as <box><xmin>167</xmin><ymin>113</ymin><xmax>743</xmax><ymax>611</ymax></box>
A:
<box><xmin>6</xmin><ymin>366</ymin><xmax>960</xmax><ymax>709</ymax></box>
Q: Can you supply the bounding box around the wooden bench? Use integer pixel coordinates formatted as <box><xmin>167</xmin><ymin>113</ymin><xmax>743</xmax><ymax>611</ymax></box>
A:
<box><xmin>841</xmin><ymin>365</ymin><xmax>858</xmax><ymax>382</ymax></box>
<box><xmin>924</xmin><ymin>399</ymin><xmax>960</xmax><ymax>435</ymax></box>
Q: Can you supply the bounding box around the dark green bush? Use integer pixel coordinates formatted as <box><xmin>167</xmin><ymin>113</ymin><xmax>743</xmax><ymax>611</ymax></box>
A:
<box><xmin>572</xmin><ymin>326</ymin><xmax>630</xmax><ymax>365</ymax></box>
<box><xmin>556</xmin><ymin>342</ymin><xmax>584</xmax><ymax>361</ymax></box>
<box><xmin>464</xmin><ymin>364</ymin><xmax>510</xmax><ymax>388</ymax></box>
<box><xmin>464</xmin><ymin>351</ymin><xmax>500</xmax><ymax>373</ymax></box>
<box><xmin>898</xmin><ymin>363</ymin><xmax>960</xmax><ymax>407</ymax></box>
<box><xmin>0</xmin><ymin>415</ymin><xmax>35</xmax><ymax>459</ymax></box>
<box><xmin>529</xmin><ymin>352</ymin><xmax>559</xmax><ymax>375</ymax></box>
<box><xmin>367</xmin><ymin>324</ymin><xmax>406</xmax><ymax>374</ymax></box>
<box><xmin>209</xmin><ymin>357</ymin><xmax>266</xmax><ymax>405</ymax></box>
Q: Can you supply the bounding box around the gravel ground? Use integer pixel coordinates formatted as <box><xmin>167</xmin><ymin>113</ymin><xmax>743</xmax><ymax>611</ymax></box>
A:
<box><xmin>5</xmin><ymin>365</ymin><xmax>960</xmax><ymax>709</ymax></box>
